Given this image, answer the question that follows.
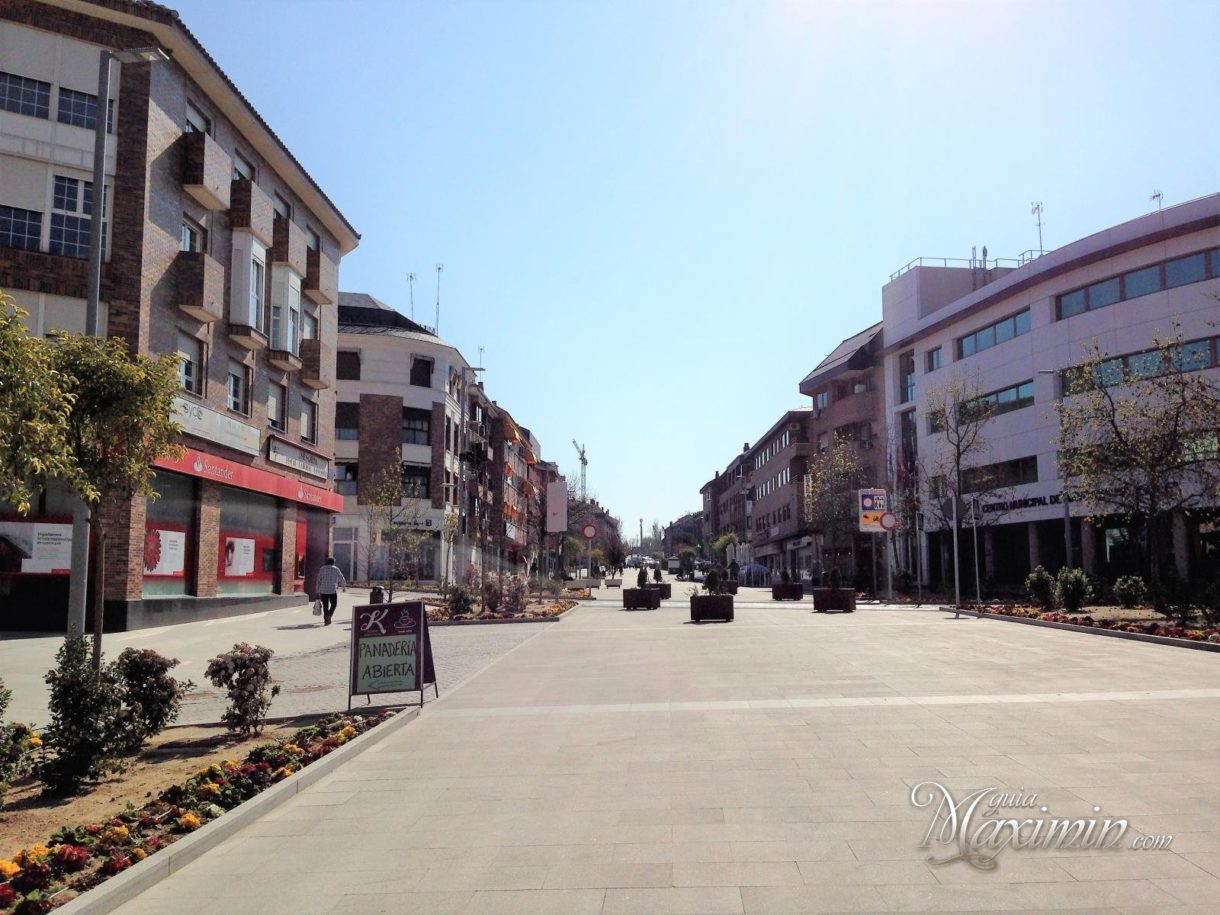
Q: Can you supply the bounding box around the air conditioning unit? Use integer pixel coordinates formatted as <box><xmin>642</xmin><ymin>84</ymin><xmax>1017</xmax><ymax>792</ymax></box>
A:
<box><xmin>853</xmin><ymin>383</ymin><xmax>867</xmax><ymax>394</ymax></box>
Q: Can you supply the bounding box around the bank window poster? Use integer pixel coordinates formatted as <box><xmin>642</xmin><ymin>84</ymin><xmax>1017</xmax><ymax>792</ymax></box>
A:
<box><xmin>143</xmin><ymin>524</ymin><xmax>187</xmax><ymax>577</ymax></box>
<box><xmin>222</xmin><ymin>537</ymin><xmax>257</xmax><ymax>577</ymax></box>
<box><xmin>349</xmin><ymin>601</ymin><xmax>438</xmax><ymax>707</ymax></box>
<box><xmin>0</xmin><ymin>521</ymin><xmax>73</xmax><ymax>575</ymax></box>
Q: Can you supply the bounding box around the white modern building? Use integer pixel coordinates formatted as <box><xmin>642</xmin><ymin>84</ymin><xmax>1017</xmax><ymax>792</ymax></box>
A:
<box><xmin>883</xmin><ymin>194</ymin><xmax>1220</xmax><ymax>591</ymax></box>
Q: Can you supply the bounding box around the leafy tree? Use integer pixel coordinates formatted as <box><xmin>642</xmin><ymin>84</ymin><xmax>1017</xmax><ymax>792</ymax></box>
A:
<box><xmin>803</xmin><ymin>435</ymin><xmax>870</xmax><ymax>582</ymax></box>
<box><xmin>49</xmin><ymin>334</ymin><xmax>182</xmax><ymax>669</ymax></box>
<box><xmin>0</xmin><ymin>291</ymin><xmax>82</xmax><ymax>513</ymax></box>
<box><xmin>359</xmin><ymin>464</ymin><xmax>431</xmax><ymax>602</ymax></box>
<box><xmin>604</xmin><ymin>529</ymin><xmax>627</xmax><ymax>573</ymax></box>
<box><xmin>711</xmin><ymin>532</ymin><xmax>738</xmax><ymax>563</ymax></box>
<box><xmin>1055</xmin><ymin>331</ymin><xmax>1220</xmax><ymax>606</ymax></box>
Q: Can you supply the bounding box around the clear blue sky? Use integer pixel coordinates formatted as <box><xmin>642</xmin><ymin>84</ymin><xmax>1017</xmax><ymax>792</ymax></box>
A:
<box><xmin>181</xmin><ymin>0</ymin><xmax>1219</xmax><ymax>539</ymax></box>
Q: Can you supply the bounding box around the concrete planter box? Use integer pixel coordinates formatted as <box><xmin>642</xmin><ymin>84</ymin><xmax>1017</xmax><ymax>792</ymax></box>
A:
<box><xmin>571</xmin><ymin>577</ymin><xmax>602</xmax><ymax>589</ymax></box>
<box><xmin>691</xmin><ymin>594</ymin><xmax>734</xmax><ymax>623</ymax></box>
<box><xmin>771</xmin><ymin>583</ymin><xmax>804</xmax><ymax>601</ymax></box>
<box><xmin>646</xmin><ymin>582</ymin><xmax>672</xmax><ymax>599</ymax></box>
<box><xmin>623</xmin><ymin>588</ymin><xmax>661</xmax><ymax>610</ymax></box>
<box><xmin>813</xmin><ymin>588</ymin><xmax>855</xmax><ymax>612</ymax></box>
<box><xmin>604</xmin><ymin>578</ymin><xmax>622</xmax><ymax>588</ymax></box>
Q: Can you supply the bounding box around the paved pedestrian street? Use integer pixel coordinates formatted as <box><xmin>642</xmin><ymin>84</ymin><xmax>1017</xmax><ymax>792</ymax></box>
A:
<box><xmin>114</xmin><ymin>596</ymin><xmax>1220</xmax><ymax>914</ymax></box>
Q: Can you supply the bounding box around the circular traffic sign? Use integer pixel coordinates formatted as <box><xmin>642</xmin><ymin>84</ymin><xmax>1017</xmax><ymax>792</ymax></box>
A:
<box><xmin>582</xmin><ymin>523</ymin><xmax>598</xmax><ymax>540</ymax></box>
<box><xmin>879</xmin><ymin>512</ymin><xmax>898</xmax><ymax>532</ymax></box>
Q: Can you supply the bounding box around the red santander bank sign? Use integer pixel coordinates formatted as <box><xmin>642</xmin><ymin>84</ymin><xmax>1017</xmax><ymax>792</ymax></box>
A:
<box><xmin>155</xmin><ymin>446</ymin><xmax>342</xmax><ymax>511</ymax></box>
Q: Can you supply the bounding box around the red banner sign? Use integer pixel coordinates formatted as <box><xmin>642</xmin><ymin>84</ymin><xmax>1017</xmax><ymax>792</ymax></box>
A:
<box><xmin>154</xmin><ymin>446</ymin><xmax>343</xmax><ymax>511</ymax></box>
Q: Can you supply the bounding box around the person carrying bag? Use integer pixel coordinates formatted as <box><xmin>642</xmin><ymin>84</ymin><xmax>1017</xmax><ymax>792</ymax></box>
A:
<box><xmin>313</xmin><ymin>557</ymin><xmax>347</xmax><ymax>626</ymax></box>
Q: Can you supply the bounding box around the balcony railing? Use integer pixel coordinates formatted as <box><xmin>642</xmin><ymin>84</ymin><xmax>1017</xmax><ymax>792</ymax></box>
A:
<box><xmin>176</xmin><ymin>250</ymin><xmax>223</xmax><ymax>323</ymax></box>
<box><xmin>182</xmin><ymin>130</ymin><xmax>231</xmax><ymax>211</ymax></box>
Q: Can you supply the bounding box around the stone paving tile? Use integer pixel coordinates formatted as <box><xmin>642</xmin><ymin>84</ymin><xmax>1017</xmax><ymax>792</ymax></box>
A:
<box><xmin>110</xmin><ymin>602</ymin><xmax>1220</xmax><ymax>914</ymax></box>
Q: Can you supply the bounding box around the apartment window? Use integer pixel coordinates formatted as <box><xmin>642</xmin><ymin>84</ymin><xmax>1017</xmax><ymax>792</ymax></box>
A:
<box><xmin>268</xmin><ymin>382</ymin><xmax>286</xmax><ymax>431</ymax></box>
<box><xmin>177</xmin><ymin>332</ymin><xmax>204</xmax><ymax>395</ymax></box>
<box><xmin>185</xmin><ymin>101</ymin><xmax>210</xmax><ymax>134</ymax></box>
<box><xmin>300</xmin><ymin>310</ymin><xmax>317</xmax><ymax>341</ymax></box>
<box><xmin>272</xmin><ymin>192</ymin><xmax>291</xmax><ymax>219</ymax></box>
<box><xmin>232</xmin><ymin>150</ymin><xmax>255</xmax><ymax>181</ymax></box>
<box><xmin>410</xmin><ymin>356</ymin><xmax>433</xmax><ymax>387</ymax></box>
<box><xmin>301</xmin><ymin>398</ymin><xmax>317</xmax><ymax>443</ymax></box>
<box><xmin>926</xmin><ymin>347</ymin><xmax>942</xmax><ymax>372</ymax></box>
<box><xmin>957</xmin><ymin>309</ymin><xmax>1030</xmax><ymax>359</ymax></box>
<box><xmin>306</xmin><ymin>227</ymin><xmax>320</xmax><ymax>251</ymax></box>
<box><xmin>50</xmin><ymin>176</ymin><xmax>105</xmax><ymax>259</ymax></box>
<box><xmin>0</xmin><ymin>72</ymin><xmax>50</xmax><ymax>118</ymax></box>
<box><xmin>247</xmin><ymin>255</ymin><xmax>265</xmax><ymax>327</ymax></box>
<box><xmin>180</xmin><ymin>216</ymin><xmax>205</xmax><ymax>253</ymax></box>
<box><xmin>335</xmin><ymin>462</ymin><xmax>358</xmax><ymax>496</ymax></box>
<box><xmin>0</xmin><ymin>206</ymin><xmax>42</xmax><ymax>251</ymax></box>
<box><xmin>287</xmin><ymin>284</ymin><xmax>301</xmax><ymax>354</ymax></box>
<box><xmin>898</xmin><ymin>350</ymin><xmax>916</xmax><ymax>403</ymax></box>
<box><xmin>402</xmin><ymin>407</ymin><xmax>430</xmax><ymax>446</ymax></box>
<box><xmin>402</xmin><ymin>463</ymin><xmax>430</xmax><ymax>500</ymax></box>
<box><xmin>336</xmin><ymin>350</ymin><xmax>361</xmax><ymax>380</ymax></box>
<box><xmin>56</xmin><ymin>87</ymin><xmax>113</xmax><ymax>132</ymax></box>
<box><xmin>226</xmin><ymin>360</ymin><xmax>250</xmax><ymax>414</ymax></box>
<box><xmin>335</xmin><ymin>402</ymin><xmax>360</xmax><ymax>440</ymax></box>
<box><xmin>813</xmin><ymin>391</ymin><xmax>828</xmax><ymax>410</ymax></box>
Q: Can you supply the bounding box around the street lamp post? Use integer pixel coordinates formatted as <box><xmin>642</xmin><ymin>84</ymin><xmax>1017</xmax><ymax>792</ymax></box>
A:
<box><xmin>68</xmin><ymin>46</ymin><xmax>169</xmax><ymax>635</ymax></box>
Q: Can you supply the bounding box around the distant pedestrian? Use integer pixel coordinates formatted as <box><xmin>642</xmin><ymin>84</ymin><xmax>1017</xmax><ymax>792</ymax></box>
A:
<box><xmin>314</xmin><ymin>557</ymin><xmax>346</xmax><ymax>625</ymax></box>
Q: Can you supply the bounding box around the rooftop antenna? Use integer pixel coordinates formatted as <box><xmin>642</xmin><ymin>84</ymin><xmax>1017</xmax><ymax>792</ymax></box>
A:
<box><xmin>1030</xmin><ymin>201</ymin><xmax>1044</xmax><ymax>253</ymax></box>
<box><xmin>1150</xmin><ymin>190</ymin><xmax>1163</xmax><ymax>211</ymax></box>
<box><xmin>434</xmin><ymin>263</ymin><xmax>443</xmax><ymax>334</ymax></box>
<box><xmin>477</xmin><ymin>345</ymin><xmax>485</xmax><ymax>370</ymax></box>
<box><xmin>407</xmin><ymin>271</ymin><xmax>416</xmax><ymax>321</ymax></box>
<box><xmin>571</xmin><ymin>440</ymin><xmax>587</xmax><ymax>502</ymax></box>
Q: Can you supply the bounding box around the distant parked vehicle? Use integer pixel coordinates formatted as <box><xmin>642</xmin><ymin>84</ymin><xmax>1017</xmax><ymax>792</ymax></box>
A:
<box><xmin>667</xmin><ymin>556</ymin><xmax>681</xmax><ymax>574</ymax></box>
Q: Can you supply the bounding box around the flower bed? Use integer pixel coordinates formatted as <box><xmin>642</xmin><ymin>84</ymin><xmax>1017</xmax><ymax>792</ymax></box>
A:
<box><xmin>0</xmin><ymin>712</ymin><xmax>391</xmax><ymax>913</ymax></box>
<box><xmin>426</xmin><ymin>599</ymin><xmax>576</xmax><ymax>624</ymax></box>
<box><xmin>965</xmin><ymin>604</ymin><xmax>1220</xmax><ymax>643</ymax></box>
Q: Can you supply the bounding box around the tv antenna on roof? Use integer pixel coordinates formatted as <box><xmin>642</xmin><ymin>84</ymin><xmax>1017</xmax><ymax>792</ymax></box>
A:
<box><xmin>407</xmin><ymin>272</ymin><xmax>416</xmax><ymax>321</ymax></box>
<box><xmin>1150</xmin><ymin>190</ymin><xmax>1163</xmax><ymax>211</ymax></box>
<box><xmin>1030</xmin><ymin>201</ymin><xmax>1044</xmax><ymax>253</ymax></box>
<box><xmin>434</xmin><ymin>264</ymin><xmax>443</xmax><ymax>334</ymax></box>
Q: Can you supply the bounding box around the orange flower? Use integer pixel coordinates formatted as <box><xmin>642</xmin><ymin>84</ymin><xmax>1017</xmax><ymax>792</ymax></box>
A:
<box><xmin>0</xmin><ymin>859</ymin><xmax>19</xmax><ymax>878</ymax></box>
<box><xmin>176</xmin><ymin>813</ymin><xmax>202</xmax><ymax>832</ymax></box>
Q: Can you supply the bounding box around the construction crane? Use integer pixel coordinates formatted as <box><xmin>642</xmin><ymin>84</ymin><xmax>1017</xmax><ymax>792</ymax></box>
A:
<box><xmin>572</xmin><ymin>440</ymin><xmax>587</xmax><ymax>502</ymax></box>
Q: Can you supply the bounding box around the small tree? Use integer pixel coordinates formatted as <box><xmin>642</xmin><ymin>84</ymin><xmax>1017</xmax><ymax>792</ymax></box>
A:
<box><xmin>359</xmin><ymin>464</ymin><xmax>431</xmax><ymax>602</ymax></box>
<box><xmin>1056</xmin><ymin>331</ymin><xmax>1220</xmax><ymax>609</ymax></box>
<box><xmin>440</xmin><ymin>510</ymin><xmax>460</xmax><ymax>588</ymax></box>
<box><xmin>678</xmin><ymin>547</ymin><xmax>696</xmax><ymax>577</ymax></box>
<box><xmin>50</xmin><ymin>334</ymin><xmax>182</xmax><ymax>670</ymax></box>
<box><xmin>804</xmin><ymin>436</ymin><xmax>870</xmax><ymax>583</ymax></box>
<box><xmin>0</xmin><ymin>292</ymin><xmax>83</xmax><ymax>513</ymax></box>
<box><xmin>42</xmin><ymin>629</ymin><xmax>123</xmax><ymax>794</ymax></box>
<box><xmin>711</xmin><ymin>532</ymin><xmax>738</xmax><ymax>564</ymax></box>
<box><xmin>605</xmin><ymin>530</ymin><xmax>627</xmax><ymax>574</ymax></box>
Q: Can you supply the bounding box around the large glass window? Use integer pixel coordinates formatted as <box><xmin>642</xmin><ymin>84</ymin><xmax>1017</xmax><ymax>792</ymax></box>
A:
<box><xmin>335</xmin><ymin>462</ymin><xmax>358</xmax><ymax>496</ymax></box>
<box><xmin>410</xmin><ymin>356</ymin><xmax>433</xmax><ymax>387</ymax></box>
<box><xmin>50</xmin><ymin>175</ymin><xmax>105</xmax><ymax>259</ymax></box>
<box><xmin>402</xmin><ymin>407</ymin><xmax>430</xmax><ymax>445</ymax></box>
<box><xmin>336</xmin><ymin>351</ymin><xmax>361</xmax><ymax>379</ymax></box>
<box><xmin>957</xmin><ymin>310</ymin><xmax>1029</xmax><ymax>359</ymax></box>
<box><xmin>1123</xmin><ymin>265</ymin><xmax>1162</xmax><ymax>299</ymax></box>
<box><xmin>217</xmin><ymin>488</ymin><xmax>278</xmax><ymax>596</ymax></box>
<box><xmin>0</xmin><ymin>205</ymin><xmax>42</xmax><ymax>251</ymax></box>
<box><xmin>56</xmin><ymin>87</ymin><xmax>113</xmax><ymax>132</ymax></box>
<box><xmin>0</xmin><ymin>71</ymin><xmax>50</xmax><ymax>118</ymax></box>
<box><xmin>1087</xmin><ymin>277</ymin><xmax>1121</xmax><ymax>310</ymax></box>
<box><xmin>248</xmin><ymin>256</ymin><xmax>265</xmax><ymax>327</ymax></box>
<box><xmin>1056</xmin><ymin>248</ymin><xmax>1220</xmax><ymax>321</ymax></box>
<box><xmin>177</xmin><ymin>332</ymin><xmax>204</xmax><ymax>395</ymax></box>
<box><xmin>898</xmin><ymin>351</ymin><xmax>915</xmax><ymax>403</ymax></box>
<box><xmin>1165</xmin><ymin>253</ymin><xmax>1206</xmax><ymax>289</ymax></box>
<box><xmin>226</xmin><ymin>359</ymin><xmax>250</xmax><ymax>414</ymax></box>
<box><xmin>925</xmin><ymin>347</ymin><xmax>942</xmax><ymax>372</ymax></box>
<box><xmin>143</xmin><ymin>472</ymin><xmax>195</xmax><ymax>597</ymax></box>
<box><xmin>402</xmin><ymin>463</ymin><xmax>430</xmax><ymax>500</ymax></box>
<box><xmin>335</xmin><ymin>402</ymin><xmax>359</xmax><ymax>440</ymax></box>
<box><xmin>301</xmin><ymin>398</ymin><xmax>317</xmax><ymax>443</ymax></box>
<box><xmin>268</xmin><ymin>382</ymin><xmax>286</xmax><ymax>431</ymax></box>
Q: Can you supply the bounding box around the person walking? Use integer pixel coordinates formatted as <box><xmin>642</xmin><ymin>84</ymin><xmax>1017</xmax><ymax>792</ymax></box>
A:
<box><xmin>314</xmin><ymin>557</ymin><xmax>346</xmax><ymax>625</ymax></box>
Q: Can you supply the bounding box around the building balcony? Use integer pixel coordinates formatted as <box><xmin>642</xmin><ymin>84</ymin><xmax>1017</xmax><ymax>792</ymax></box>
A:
<box><xmin>229</xmin><ymin>178</ymin><xmax>275</xmax><ymax>246</ymax></box>
<box><xmin>176</xmin><ymin>250</ymin><xmax>223</xmax><ymax>323</ymax></box>
<box><xmin>181</xmin><ymin>130</ymin><xmax>232</xmax><ymax>211</ymax></box>
<box><xmin>299</xmin><ymin>338</ymin><xmax>329</xmax><ymax>390</ymax></box>
<box><xmin>227</xmin><ymin>323</ymin><xmax>268</xmax><ymax>351</ymax></box>
<box><xmin>271</xmin><ymin>216</ymin><xmax>307</xmax><ymax>275</ymax></box>
<box><xmin>304</xmin><ymin>247</ymin><xmax>337</xmax><ymax>305</ymax></box>
<box><xmin>268</xmin><ymin>347</ymin><xmax>302</xmax><ymax>373</ymax></box>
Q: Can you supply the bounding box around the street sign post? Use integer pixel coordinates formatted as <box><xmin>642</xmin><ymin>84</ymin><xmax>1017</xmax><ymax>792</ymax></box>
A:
<box><xmin>582</xmin><ymin>523</ymin><xmax>597</xmax><ymax>578</ymax></box>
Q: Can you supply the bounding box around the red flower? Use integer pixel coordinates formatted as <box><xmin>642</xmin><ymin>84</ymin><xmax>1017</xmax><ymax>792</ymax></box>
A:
<box><xmin>0</xmin><ymin>884</ymin><xmax>15</xmax><ymax>907</ymax></box>
<box><xmin>101</xmin><ymin>855</ymin><xmax>132</xmax><ymax>876</ymax></box>
<box><xmin>52</xmin><ymin>844</ymin><xmax>90</xmax><ymax>873</ymax></box>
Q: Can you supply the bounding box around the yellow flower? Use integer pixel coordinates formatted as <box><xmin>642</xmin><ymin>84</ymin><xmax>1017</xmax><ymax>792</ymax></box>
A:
<box><xmin>272</xmin><ymin>765</ymin><xmax>295</xmax><ymax>779</ymax></box>
<box><xmin>0</xmin><ymin>859</ymin><xmax>19</xmax><ymax>878</ymax></box>
<box><xmin>176</xmin><ymin>813</ymin><xmax>201</xmax><ymax>832</ymax></box>
<box><xmin>131</xmin><ymin>848</ymin><xmax>148</xmax><ymax>861</ymax></box>
<box><xmin>282</xmin><ymin>743</ymin><xmax>303</xmax><ymax>755</ymax></box>
<box><xmin>197</xmin><ymin>782</ymin><xmax>221</xmax><ymax>797</ymax></box>
<box><xmin>27</xmin><ymin>735</ymin><xmax>42</xmax><ymax>748</ymax></box>
<box><xmin>102</xmin><ymin>825</ymin><xmax>130</xmax><ymax>844</ymax></box>
<box><xmin>14</xmin><ymin>845</ymin><xmax>50</xmax><ymax>867</ymax></box>
<box><xmin>339</xmin><ymin>726</ymin><xmax>357</xmax><ymax>740</ymax></box>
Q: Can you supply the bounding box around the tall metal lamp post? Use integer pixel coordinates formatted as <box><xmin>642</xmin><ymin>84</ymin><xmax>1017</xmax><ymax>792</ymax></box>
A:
<box><xmin>67</xmin><ymin>46</ymin><xmax>169</xmax><ymax>634</ymax></box>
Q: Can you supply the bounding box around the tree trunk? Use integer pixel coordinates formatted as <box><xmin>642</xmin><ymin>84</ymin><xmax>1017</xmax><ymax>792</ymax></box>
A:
<box><xmin>91</xmin><ymin>523</ymin><xmax>106</xmax><ymax>672</ymax></box>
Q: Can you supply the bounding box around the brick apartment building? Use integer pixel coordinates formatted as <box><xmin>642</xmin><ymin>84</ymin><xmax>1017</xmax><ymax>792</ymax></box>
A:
<box><xmin>700</xmin><ymin>449</ymin><xmax>751</xmax><ymax>568</ymax></box>
<box><xmin>742</xmin><ymin>408</ymin><xmax>814</xmax><ymax>578</ymax></box>
<box><xmin>489</xmin><ymin>406</ymin><xmax>540</xmax><ymax>572</ymax></box>
<box><xmin>661</xmin><ymin>511</ymin><xmax>702</xmax><ymax>557</ymax></box>
<box><xmin>331</xmin><ymin>293</ymin><xmax>469</xmax><ymax>583</ymax></box>
<box><xmin>0</xmin><ymin>0</ymin><xmax>358</xmax><ymax>630</ymax></box>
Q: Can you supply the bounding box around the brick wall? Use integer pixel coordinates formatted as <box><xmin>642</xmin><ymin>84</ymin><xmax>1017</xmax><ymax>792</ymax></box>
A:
<box><xmin>277</xmin><ymin>501</ymin><xmax>297</xmax><ymax>594</ymax></box>
<box><xmin>195</xmin><ymin>480</ymin><xmax>220</xmax><ymax>597</ymax></box>
<box><xmin>430</xmin><ymin>402</ymin><xmax>445</xmax><ymax>509</ymax></box>
<box><xmin>357</xmin><ymin>393</ymin><xmax>402</xmax><ymax>504</ymax></box>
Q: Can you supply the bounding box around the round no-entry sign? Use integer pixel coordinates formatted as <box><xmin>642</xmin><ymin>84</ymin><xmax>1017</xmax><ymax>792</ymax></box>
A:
<box><xmin>879</xmin><ymin>512</ymin><xmax>898</xmax><ymax>532</ymax></box>
<box><xmin>582</xmin><ymin>523</ymin><xmax>598</xmax><ymax>540</ymax></box>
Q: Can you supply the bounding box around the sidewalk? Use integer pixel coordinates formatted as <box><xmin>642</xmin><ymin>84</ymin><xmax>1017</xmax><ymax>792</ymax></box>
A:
<box><xmin>110</xmin><ymin>597</ymin><xmax>1220</xmax><ymax>914</ymax></box>
<box><xmin>0</xmin><ymin>589</ymin><xmax>537</xmax><ymax>727</ymax></box>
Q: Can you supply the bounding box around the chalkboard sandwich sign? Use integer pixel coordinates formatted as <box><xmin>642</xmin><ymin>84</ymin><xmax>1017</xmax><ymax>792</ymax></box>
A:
<box><xmin>348</xmin><ymin>600</ymin><xmax>438</xmax><ymax>709</ymax></box>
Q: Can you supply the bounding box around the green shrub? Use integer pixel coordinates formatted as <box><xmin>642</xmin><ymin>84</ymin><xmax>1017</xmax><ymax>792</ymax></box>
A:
<box><xmin>1055</xmin><ymin>566</ymin><xmax>1093</xmax><ymax>612</ymax></box>
<box><xmin>482</xmin><ymin>575</ymin><xmax>502</xmax><ymax>612</ymax></box>
<box><xmin>112</xmin><ymin>648</ymin><xmax>194</xmax><ymax>753</ymax></box>
<box><xmin>204</xmin><ymin>643</ymin><xmax>280</xmax><ymax>737</ymax></box>
<box><xmin>503</xmin><ymin>575</ymin><xmax>528</xmax><ymax>614</ymax></box>
<box><xmin>1025</xmin><ymin>565</ymin><xmax>1055</xmax><ymax>609</ymax></box>
<box><xmin>0</xmin><ymin>676</ymin><xmax>10</xmax><ymax>720</ymax></box>
<box><xmin>1113</xmin><ymin>575</ymin><xmax>1146</xmax><ymax>609</ymax></box>
<box><xmin>42</xmin><ymin>629</ymin><xmax>124</xmax><ymax>794</ymax></box>
<box><xmin>445</xmin><ymin>583</ymin><xmax>475</xmax><ymax>616</ymax></box>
